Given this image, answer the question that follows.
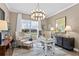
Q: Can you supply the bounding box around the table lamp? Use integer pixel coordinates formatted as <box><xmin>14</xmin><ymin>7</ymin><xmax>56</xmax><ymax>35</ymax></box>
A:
<box><xmin>0</xmin><ymin>20</ymin><xmax>8</xmax><ymax>44</ymax></box>
<box><xmin>65</xmin><ymin>25</ymin><xmax>72</xmax><ymax>37</ymax></box>
<box><xmin>50</xmin><ymin>27</ymin><xmax>54</xmax><ymax>31</ymax></box>
<box><xmin>50</xmin><ymin>27</ymin><xmax>55</xmax><ymax>38</ymax></box>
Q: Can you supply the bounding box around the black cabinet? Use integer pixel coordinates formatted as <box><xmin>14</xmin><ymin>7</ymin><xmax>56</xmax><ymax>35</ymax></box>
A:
<box><xmin>55</xmin><ymin>36</ymin><xmax>75</xmax><ymax>51</ymax></box>
<box><xmin>63</xmin><ymin>37</ymin><xmax>74</xmax><ymax>50</ymax></box>
<box><xmin>56</xmin><ymin>36</ymin><xmax>63</xmax><ymax>47</ymax></box>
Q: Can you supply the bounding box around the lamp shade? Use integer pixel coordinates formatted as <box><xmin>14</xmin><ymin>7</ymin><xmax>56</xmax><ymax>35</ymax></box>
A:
<box><xmin>0</xmin><ymin>20</ymin><xmax>8</xmax><ymax>31</ymax></box>
<box><xmin>50</xmin><ymin>27</ymin><xmax>54</xmax><ymax>31</ymax></box>
<box><xmin>65</xmin><ymin>26</ymin><xmax>72</xmax><ymax>32</ymax></box>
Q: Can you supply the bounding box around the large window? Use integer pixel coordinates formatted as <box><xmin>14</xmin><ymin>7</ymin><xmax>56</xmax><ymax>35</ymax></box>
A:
<box><xmin>21</xmin><ymin>20</ymin><xmax>38</xmax><ymax>30</ymax></box>
<box><xmin>21</xmin><ymin>19</ymin><xmax>38</xmax><ymax>39</ymax></box>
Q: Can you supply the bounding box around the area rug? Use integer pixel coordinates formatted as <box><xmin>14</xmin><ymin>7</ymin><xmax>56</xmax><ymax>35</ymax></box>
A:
<box><xmin>12</xmin><ymin>44</ymin><xmax>71</xmax><ymax>56</ymax></box>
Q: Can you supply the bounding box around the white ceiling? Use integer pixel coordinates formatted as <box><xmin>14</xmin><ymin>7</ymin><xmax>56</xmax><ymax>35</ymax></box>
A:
<box><xmin>6</xmin><ymin>3</ymin><xmax>75</xmax><ymax>18</ymax></box>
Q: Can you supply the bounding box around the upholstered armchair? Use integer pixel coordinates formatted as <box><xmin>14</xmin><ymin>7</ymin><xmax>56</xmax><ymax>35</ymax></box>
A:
<box><xmin>15</xmin><ymin>32</ymin><xmax>33</xmax><ymax>48</ymax></box>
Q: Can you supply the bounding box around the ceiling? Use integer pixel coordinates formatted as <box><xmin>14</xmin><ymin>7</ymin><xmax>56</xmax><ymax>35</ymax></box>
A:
<box><xmin>6</xmin><ymin>3</ymin><xmax>76</xmax><ymax>18</ymax></box>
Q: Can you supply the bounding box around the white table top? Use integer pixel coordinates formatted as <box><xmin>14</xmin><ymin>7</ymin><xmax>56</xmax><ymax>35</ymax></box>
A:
<box><xmin>38</xmin><ymin>36</ymin><xmax>56</xmax><ymax>44</ymax></box>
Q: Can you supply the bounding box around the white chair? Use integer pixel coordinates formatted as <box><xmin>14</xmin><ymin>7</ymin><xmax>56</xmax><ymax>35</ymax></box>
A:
<box><xmin>15</xmin><ymin>32</ymin><xmax>33</xmax><ymax>48</ymax></box>
<box><xmin>23</xmin><ymin>41</ymin><xmax>33</xmax><ymax>48</ymax></box>
<box><xmin>38</xmin><ymin>36</ymin><xmax>51</xmax><ymax>48</ymax></box>
<box><xmin>47</xmin><ymin>36</ymin><xmax>56</xmax><ymax>54</ymax></box>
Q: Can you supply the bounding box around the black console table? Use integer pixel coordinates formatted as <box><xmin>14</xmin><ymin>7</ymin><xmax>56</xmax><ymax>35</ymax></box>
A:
<box><xmin>55</xmin><ymin>36</ymin><xmax>75</xmax><ymax>51</ymax></box>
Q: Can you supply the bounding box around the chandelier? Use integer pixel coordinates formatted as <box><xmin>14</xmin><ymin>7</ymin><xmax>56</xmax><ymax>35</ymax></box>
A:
<box><xmin>31</xmin><ymin>3</ymin><xmax>46</xmax><ymax>20</ymax></box>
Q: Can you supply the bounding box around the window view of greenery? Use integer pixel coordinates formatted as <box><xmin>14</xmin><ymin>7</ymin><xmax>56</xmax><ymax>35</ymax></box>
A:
<box><xmin>21</xmin><ymin>19</ymin><xmax>38</xmax><ymax>39</ymax></box>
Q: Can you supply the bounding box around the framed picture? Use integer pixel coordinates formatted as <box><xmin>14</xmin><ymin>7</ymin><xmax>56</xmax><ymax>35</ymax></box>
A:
<box><xmin>0</xmin><ymin>8</ymin><xmax>5</xmax><ymax>20</ymax></box>
<box><xmin>56</xmin><ymin>16</ymin><xmax>66</xmax><ymax>32</ymax></box>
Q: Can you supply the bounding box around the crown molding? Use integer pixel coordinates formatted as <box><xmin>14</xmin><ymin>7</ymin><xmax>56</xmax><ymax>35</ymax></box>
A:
<box><xmin>5</xmin><ymin>3</ymin><xmax>78</xmax><ymax>18</ymax></box>
<box><xmin>5</xmin><ymin>3</ymin><xmax>24</xmax><ymax>14</ymax></box>
<box><xmin>48</xmin><ymin>3</ymin><xmax>78</xmax><ymax>18</ymax></box>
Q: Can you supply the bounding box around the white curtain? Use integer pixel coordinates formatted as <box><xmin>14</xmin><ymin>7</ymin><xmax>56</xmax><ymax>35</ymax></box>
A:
<box><xmin>16</xmin><ymin>14</ymin><xmax>22</xmax><ymax>37</ymax></box>
<box><xmin>16</xmin><ymin>13</ymin><xmax>22</xmax><ymax>34</ymax></box>
<box><xmin>38</xmin><ymin>20</ymin><xmax>42</xmax><ymax>30</ymax></box>
<box><xmin>37</xmin><ymin>20</ymin><xmax>42</xmax><ymax>39</ymax></box>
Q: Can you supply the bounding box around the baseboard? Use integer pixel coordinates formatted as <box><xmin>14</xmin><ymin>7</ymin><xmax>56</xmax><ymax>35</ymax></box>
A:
<box><xmin>74</xmin><ymin>48</ymin><xmax>79</xmax><ymax>52</ymax></box>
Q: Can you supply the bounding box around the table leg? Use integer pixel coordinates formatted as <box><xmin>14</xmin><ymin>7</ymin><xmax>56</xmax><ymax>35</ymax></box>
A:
<box><xmin>51</xmin><ymin>43</ymin><xmax>55</xmax><ymax>55</ymax></box>
<box><xmin>45</xmin><ymin>43</ymin><xmax>47</xmax><ymax>56</ymax></box>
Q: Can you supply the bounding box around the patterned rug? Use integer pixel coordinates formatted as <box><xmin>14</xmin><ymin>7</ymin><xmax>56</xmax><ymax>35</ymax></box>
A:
<box><xmin>12</xmin><ymin>42</ymin><xmax>72</xmax><ymax>56</ymax></box>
